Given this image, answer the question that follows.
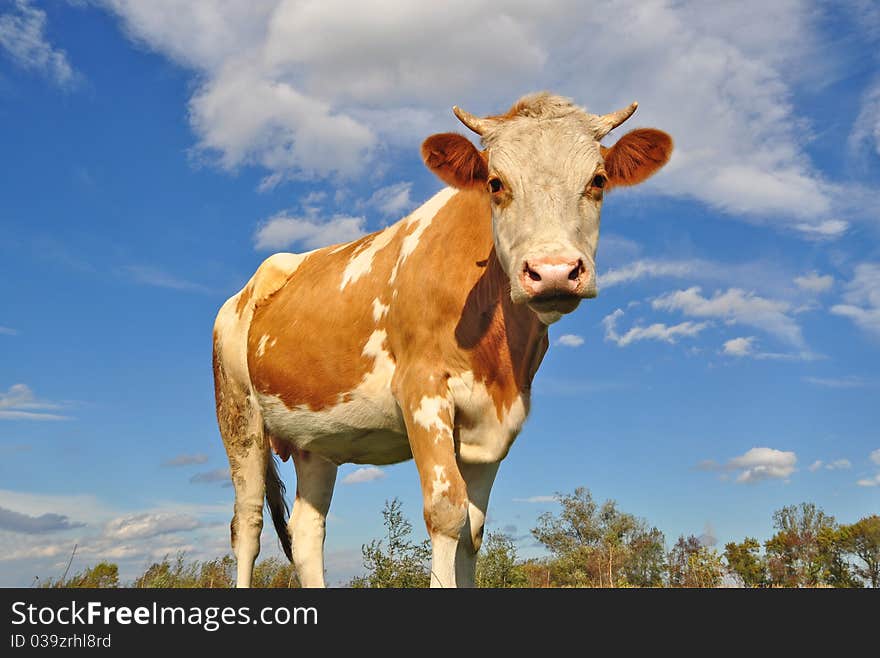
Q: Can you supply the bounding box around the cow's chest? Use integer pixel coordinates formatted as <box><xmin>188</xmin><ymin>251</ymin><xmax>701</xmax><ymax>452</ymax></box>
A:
<box><xmin>448</xmin><ymin>371</ymin><xmax>528</xmax><ymax>464</ymax></box>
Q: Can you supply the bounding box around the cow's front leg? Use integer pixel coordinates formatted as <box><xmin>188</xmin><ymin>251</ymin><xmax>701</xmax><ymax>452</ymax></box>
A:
<box><xmin>401</xmin><ymin>391</ymin><xmax>468</xmax><ymax>588</ymax></box>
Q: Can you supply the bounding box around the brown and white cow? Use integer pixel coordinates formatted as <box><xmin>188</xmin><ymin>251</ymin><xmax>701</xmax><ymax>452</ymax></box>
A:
<box><xmin>212</xmin><ymin>92</ymin><xmax>672</xmax><ymax>587</ymax></box>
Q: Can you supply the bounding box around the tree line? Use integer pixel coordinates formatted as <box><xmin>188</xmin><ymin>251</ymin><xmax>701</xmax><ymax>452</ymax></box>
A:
<box><xmin>38</xmin><ymin>487</ymin><xmax>878</xmax><ymax>587</ymax></box>
<box><xmin>348</xmin><ymin>490</ymin><xmax>879</xmax><ymax>588</ymax></box>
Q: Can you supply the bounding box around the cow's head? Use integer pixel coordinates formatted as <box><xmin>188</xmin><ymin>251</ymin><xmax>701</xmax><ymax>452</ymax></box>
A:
<box><xmin>421</xmin><ymin>93</ymin><xmax>672</xmax><ymax>324</ymax></box>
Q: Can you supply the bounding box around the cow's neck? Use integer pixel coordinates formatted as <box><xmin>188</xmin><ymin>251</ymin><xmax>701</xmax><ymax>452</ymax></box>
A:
<box><xmin>449</xmin><ymin>190</ymin><xmax>549</xmax><ymax>403</ymax></box>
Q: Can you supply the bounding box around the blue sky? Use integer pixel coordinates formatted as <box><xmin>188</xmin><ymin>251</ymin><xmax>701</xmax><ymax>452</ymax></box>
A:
<box><xmin>1</xmin><ymin>0</ymin><xmax>879</xmax><ymax>586</ymax></box>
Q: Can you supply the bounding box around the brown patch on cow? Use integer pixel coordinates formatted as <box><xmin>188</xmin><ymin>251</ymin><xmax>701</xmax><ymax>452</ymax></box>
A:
<box><xmin>601</xmin><ymin>129</ymin><xmax>673</xmax><ymax>189</ymax></box>
<box><xmin>247</xmin><ymin>225</ymin><xmax>415</xmax><ymax>411</ymax></box>
<box><xmin>421</xmin><ymin>133</ymin><xmax>488</xmax><ymax>190</ymax></box>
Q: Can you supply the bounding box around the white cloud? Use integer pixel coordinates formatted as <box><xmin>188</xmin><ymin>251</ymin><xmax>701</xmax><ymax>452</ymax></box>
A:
<box><xmin>722</xmin><ymin>336</ymin><xmax>756</xmax><ymax>357</ymax></box>
<box><xmin>0</xmin><ymin>384</ymin><xmax>70</xmax><ymax>421</ymax></box>
<box><xmin>93</xmin><ymin>0</ymin><xmax>862</xmax><ymax>231</ymax></box>
<box><xmin>809</xmin><ymin>458</ymin><xmax>853</xmax><ymax>472</ymax></box>
<box><xmin>794</xmin><ymin>272</ymin><xmax>834</xmax><ymax>294</ymax></box>
<box><xmin>792</xmin><ymin>219</ymin><xmax>849</xmax><ymax>239</ymax></box>
<box><xmin>123</xmin><ymin>265</ymin><xmax>212</xmax><ymax>293</ymax></box>
<box><xmin>0</xmin><ymin>0</ymin><xmax>76</xmax><ymax>86</ymax></box>
<box><xmin>513</xmin><ymin>495</ymin><xmax>557</xmax><ymax>504</ymax></box>
<box><xmin>554</xmin><ymin>334</ymin><xmax>584</xmax><ymax>348</ymax></box>
<box><xmin>0</xmin><ymin>326</ymin><xmax>18</xmax><ymax>336</ymax></box>
<box><xmin>653</xmin><ymin>286</ymin><xmax>804</xmax><ymax>347</ymax></box>
<box><xmin>802</xmin><ymin>376</ymin><xmax>866</xmax><ymax>388</ymax></box>
<box><xmin>849</xmin><ymin>77</ymin><xmax>880</xmax><ymax>158</ymax></box>
<box><xmin>600</xmin><ymin>260</ymin><xmax>696</xmax><ymax>289</ymax></box>
<box><xmin>341</xmin><ymin>466</ymin><xmax>386</xmax><ymax>485</ymax></box>
<box><xmin>871</xmin><ymin>449</ymin><xmax>880</xmax><ymax>466</ymax></box>
<box><xmin>856</xmin><ymin>473</ymin><xmax>880</xmax><ymax>487</ymax></box>
<box><xmin>103</xmin><ymin>512</ymin><xmax>201</xmax><ymax>541</ymax></box>
<box><xmin>365</xmin><ymin>182</ymin><xmax>414</xmax><ymax>217</ymax></box>
<box><xmin>726</xmin><ymin>447</ymin><xmax>797</xmax><ymax>484</ymax></box>
<box><xmin>831</xmin><ymin>263</ymin><xmax>880</xmax><ymax>338</ymax></box>
<box><xmin>254</xmin><ymin>212</ymin><xmax>365</xmax><ymax>251</ymax></box>
<box><xmin>602</xmin><ymin>308</ymin><xmax>708</xmax><ymax>347</ymax></box>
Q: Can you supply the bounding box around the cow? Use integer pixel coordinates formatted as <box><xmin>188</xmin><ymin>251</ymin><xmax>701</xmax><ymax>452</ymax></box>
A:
<box><xmin>212</xmin><ymin>92</ymin><xmax>672</xmax><ymax>588</ymax></box>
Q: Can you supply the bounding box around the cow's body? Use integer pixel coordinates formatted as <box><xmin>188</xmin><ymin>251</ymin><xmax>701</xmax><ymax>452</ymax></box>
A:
<box><xmin>213</xmin><ymin>93</ymin><xmax>672</xmax><ymax>587</ymax></box>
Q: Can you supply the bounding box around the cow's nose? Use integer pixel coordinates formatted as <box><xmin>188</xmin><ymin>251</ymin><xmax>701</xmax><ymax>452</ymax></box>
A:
<box><xmin>520</xmin><ymin>256</ymin><xmax>587</xmax><ymax>298</ymax></box>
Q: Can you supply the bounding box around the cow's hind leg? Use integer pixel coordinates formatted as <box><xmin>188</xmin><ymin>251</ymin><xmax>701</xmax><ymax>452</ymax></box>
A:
<box><xmin>289</xmin><ymin>449</ymin><xmax>337</xmax><ymax>587</ymax></box>
<box><xmin>214</xmin><ymin>349</ymin><xmax>269</xmax><ymax>587</ymax></box>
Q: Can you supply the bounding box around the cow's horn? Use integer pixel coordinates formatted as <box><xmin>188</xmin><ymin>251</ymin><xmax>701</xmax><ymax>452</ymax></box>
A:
<box><xmin>452</xmin><ymin>106</ymin><xmax>499</xmax><ymax>136</ymax></box>
<box><xmin>594</xmin><ymin>101</ymin><xmax>638</xmax><ymax>139</ymax></box>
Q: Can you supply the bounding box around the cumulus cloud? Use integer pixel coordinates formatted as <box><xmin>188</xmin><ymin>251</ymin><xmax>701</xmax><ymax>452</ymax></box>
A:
<box><xmin>555</xmin><ymin>334</ymin><xmax>584</xmax><ymax>348</ymax></box>
<box><xmin>857</xmin><ymin>474</ymin><xmax>880</xmax><ymax>487</ymax></box>
<box><xmin>871</xmin><ymin>449</ymin><xmax>880</xmax><ymax>466</ymax></box>
<box><xmin>0</xmin><ymin>506</ymin><xmax>85</xmax><ymax>534</ymax></box>
<box><xmin>513</xmin><ymin>495</ymin><xmax>557</xmax><ymax>503</ymax></box>
<box><xmin>701</xmin><ymin>447</ymin><xmax>797</xmax><ymax>483</ymax></box>
<box><xmin>0</xmin><ymin>384</ymin><xmax>70</xmax><ymax>421</ymax></box>
<box><xmin>254</xmin><ymin>212</ymin><xmax>365</xmax><ymax>251</ymax></box>
<box><xmin>341</xmin><ymin>466</ymin><xmax>386</xmax><ymax>485</ymax></box>
<box><xmin>103</xmin><ymin>512</ymin><xmax>201</xmax><ymax>540</ymax></box>
<box><xmin>726</xmin><ymin>447</ymin><xmax>797</xmax><ymax>483</ymax></box>
<box><xmin>722</xmin><ymin>336</ymin><xmax>756</xmax><ymax>357</ymax></box>
<box><xmin>364</xmin><ymin>182</ymin><xmax>415</xmax><ymax>217</ymax></box>
<box><xmin>794</xmin><ymin>272</ymin><xmax>834</xmax><ymax>294</ymax></box>
<box><xmin>91</xmin><ymin>0</ymin><xmax>866</xmax><ymax>232</ymax></box>
<box><xmin>0</xmin><ymin>0</ymin><xmax>76</xmax><ymax>86</ymax></box>
<box><xmin>161</xmin><ymin>453</ymin><xmax>209</xmax><ymax>467</ymax></box>
<box><xmin>831</xmin><ymin>263</ymin><xmax>880</xmax><ymax>338</ymax></box>
<box><xmin>653</xmin><ymin>286</ymin><xmax>804</xmax><ymax>347</ymax></box>
<box><xmin>602</xmin><ymin>308</ymin><xmax>708</xmax><ymax>347</ymax></box>
<box><xmin>189</xmin><ymin>468</ymin><xmax>230</xmax><ymax>485</ymax></box>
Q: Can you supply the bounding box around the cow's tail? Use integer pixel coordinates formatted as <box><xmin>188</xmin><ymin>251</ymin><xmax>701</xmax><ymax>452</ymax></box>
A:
<box><xmin>265</xmin><ymin>456</ymin><xmax>293</xmax><ymax>562</ymax></box>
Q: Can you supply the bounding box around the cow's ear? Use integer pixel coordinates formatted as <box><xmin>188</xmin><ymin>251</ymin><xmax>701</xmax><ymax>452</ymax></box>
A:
<box><xmin>600</xmin><ymin>129</ymin><xmax>673</xmax><ymax>189</ymax></box>
<box><xmin>421</xmin><ymin>133</ymin><xmax>488</xmax><ymax>190</ymax></box>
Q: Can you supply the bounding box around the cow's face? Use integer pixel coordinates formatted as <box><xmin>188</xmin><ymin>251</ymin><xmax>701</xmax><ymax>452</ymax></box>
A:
<box><xmin>422</xmin><ymin>93</ymin><xmax>673</xmax><ymax>324</ymax></box>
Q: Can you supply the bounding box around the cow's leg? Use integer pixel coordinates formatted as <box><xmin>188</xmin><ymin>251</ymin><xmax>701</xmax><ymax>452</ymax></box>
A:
<box><xmin>217</xmin><ymin>393</ymin><xmax>268</xmax><ymax>588</ymax></box>
<box><xmin>290</xmin><ymin>450</ymin><xmax>337</xmax><ymax>588</ymax></box>
<box><xmin>401</xmin><ymin>392</ymin><xmax>468</xmax><ymax>588</ymax></box>
<box><xmin>455</xmin><ymin>461</ymin><xmax>500</xmax><ymax>587</ymax></box>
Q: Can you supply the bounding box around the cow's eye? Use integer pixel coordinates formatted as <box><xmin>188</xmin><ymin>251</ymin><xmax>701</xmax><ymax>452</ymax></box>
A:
<box><xmin>591</xmin><ymin>173</ymin><xmax>606</xmax><ymax>189</ymax></box>
<box><xmin>488</xmin><ymin>177</ymin><xmax>504</xmax><ymax>194</ymax></box>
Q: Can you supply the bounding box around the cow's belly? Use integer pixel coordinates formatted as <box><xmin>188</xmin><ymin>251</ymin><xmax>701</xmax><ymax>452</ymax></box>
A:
<box><xmin>449</xmin><ymin>372</ymin><xmax>528</xmax><ymax>464</ymax></box>
<box><xmin>258</xmin><ymin>390</ymin><xmax>411</xmax><ymax>465</ymax></box>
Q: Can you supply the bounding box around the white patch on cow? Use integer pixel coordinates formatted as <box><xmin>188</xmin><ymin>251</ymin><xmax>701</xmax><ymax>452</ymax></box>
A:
<box><xmin>388</xmin><ymin>187</ymin><xmax>455</xmax><ymax>284</ymax></box>
<box><xmin>413</xmin><ymin>395</ymin><xmax>452</xmax><ymax>443</ymax></box>
<box><xmin>340</xmin><ymin>224</ymin><xmax>401</xmax><ymax>291</ymax></box>
<box><xmin>371</xmin><ymin>298</ymin><xmax>390</xmax><ymax>322</ymax></box>
<box><xmin>255</xmin><ymin>334</ymin><xmax>271</xmax><ymax>358</ymax></box>
<box><xmin>430</xmin><ymin>532</ymin><xmax>458</xmax><ymax>588</ymax></box>
<box><xmin>447</xmin><ymin>371</ymin><xmax>528</xmax><ymax>463</ymax></box>
<box><xmin>432</xmin><ymin>464</ymin><xmax>450</xmax><ymax>499</ymax></box>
